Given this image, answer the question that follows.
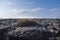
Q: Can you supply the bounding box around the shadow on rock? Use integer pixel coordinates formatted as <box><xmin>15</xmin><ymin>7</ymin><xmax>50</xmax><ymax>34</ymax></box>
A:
<box><xmin>9</xmin><ymin>36</ymin><xmax>30</xmax><ymax>40</ymax></box>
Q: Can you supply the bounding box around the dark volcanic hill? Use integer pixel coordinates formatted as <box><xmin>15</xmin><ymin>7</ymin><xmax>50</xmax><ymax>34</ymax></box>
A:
<box><xmin>0</xmin><ymin>18</ymin><xmax>60</xmax><ymax>40</ymax></box>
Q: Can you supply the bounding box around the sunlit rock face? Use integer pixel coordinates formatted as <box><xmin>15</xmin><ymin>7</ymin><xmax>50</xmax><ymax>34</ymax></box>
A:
<box><xmin>0</xmin><ymin>19</ymin><xmax>60</xmax><ymax>40</ymax></box>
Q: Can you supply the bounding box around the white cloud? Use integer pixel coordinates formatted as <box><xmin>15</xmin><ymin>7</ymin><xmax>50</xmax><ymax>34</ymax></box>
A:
<box><xmin>32</xmin><ymin>8</ymin><xmax>45</xmax><ymax>11</ymax></box>
<box><xmin>0</xmin><ymin>8</ymin><xmax>45</xmax><ymax>18</ymax></box>
<box><xmin>8</xmin><ymin>2</ymin><xmax>12</xmax><ymax>5</ymax></box>
<box><xmin>19</xmin><ymin>9</ymin><xmax>31</xmax><ymax>13</ymax></box>
<box><xmin>50</xmin><ymin>8</ymin><xmax>57</xmax><ymax>12</ymax></box>
<box><xmin>8</xmin><ymin>2</ymin><xmax>16</xmax><ymax>6</ymax></box>
<box><xmin>8</xmin><ymin>8</ymin><xmax>45</xmax><ymax>14</ymax></box>
<box><xmin>9</xmin><ymin>9</ymin><xmax>30</xmax><ymax>14</ymax></box>
<box><xmin>49</xmin><ymin>8</ymin><xmax>60</xmax><ymax>17</ymax></box>
<box><xmin>50</xmin><ymin>8</ymin><xmax>60</xmax><ymax>12</ymax></box>
<box><xmin>27</xmin><ymin>1</ymin><xmax>35</xmax><ymax>5</ymax></box>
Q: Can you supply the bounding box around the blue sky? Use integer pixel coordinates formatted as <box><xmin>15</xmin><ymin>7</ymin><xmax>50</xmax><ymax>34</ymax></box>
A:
<box><xmin>0</xmin><ymin>0</ymin><xmax>60</xmax><ymax>18</ymax></box>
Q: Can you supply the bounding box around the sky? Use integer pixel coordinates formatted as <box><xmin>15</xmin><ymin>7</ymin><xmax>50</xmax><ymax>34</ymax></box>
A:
<box><xmin>0</xmin><ymin>0</ymin><xmax>60</xmax><ymax>18</ymax></box>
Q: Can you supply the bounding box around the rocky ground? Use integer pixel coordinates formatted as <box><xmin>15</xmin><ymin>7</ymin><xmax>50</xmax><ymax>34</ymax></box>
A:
<box><xmin>0</xmin><ymin>19</ymin><xmax>60</xmax><ymax>40</ymax></box>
